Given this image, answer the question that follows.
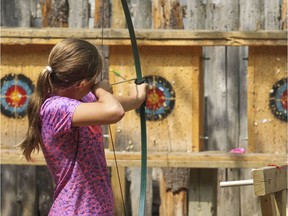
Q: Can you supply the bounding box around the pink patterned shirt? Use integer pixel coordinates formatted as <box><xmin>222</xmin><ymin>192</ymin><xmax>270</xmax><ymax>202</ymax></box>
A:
<box><xmin>40</xmin><ymin>92</ymin><xmax>114</xmax><ymax>215</ymax></box>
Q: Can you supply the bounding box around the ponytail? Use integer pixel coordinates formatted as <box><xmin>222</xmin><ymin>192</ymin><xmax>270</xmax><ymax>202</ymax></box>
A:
<box><xmin>20</xmin><ymin>38</ymin><xmax>103</xmax><ymax>161</ymax></box>
<box><xmin>20</xmin><ymin>67</ymin><xmax>53</xmax><ymax>161</ymax></box>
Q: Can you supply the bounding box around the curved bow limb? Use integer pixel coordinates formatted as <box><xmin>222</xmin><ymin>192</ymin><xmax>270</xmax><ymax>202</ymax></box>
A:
<box><xmin>120</xmin><ymin>0</ymin><xmax>147</xmax><ymax>215</ymax></box>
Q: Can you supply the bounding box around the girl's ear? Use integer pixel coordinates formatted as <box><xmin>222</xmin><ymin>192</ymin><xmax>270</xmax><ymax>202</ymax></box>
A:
<box><xmin>77</xmin><ymin>79</ymin><xmax>88</xmax><ymax>88</ymax></box>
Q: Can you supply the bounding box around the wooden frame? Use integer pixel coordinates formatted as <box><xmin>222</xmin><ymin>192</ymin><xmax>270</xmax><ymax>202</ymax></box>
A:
<box><xmin>1</xmin><ymin>149</ymin><xmax>286</xmax><ymax>168</ymax></box>
<box><xmin>1</xmin><ymin>28</ymin><xmax>287</xmax><ymax>168</ymax></box>
<box><xmin>1</xmin><ymin>28</ymin><xmax>286</xmax><ymax>46</ymax></box>
<box><xmin>252</xmin><ymin>165</ymin><xmax>287</xmax><ymax>216</ymax></box>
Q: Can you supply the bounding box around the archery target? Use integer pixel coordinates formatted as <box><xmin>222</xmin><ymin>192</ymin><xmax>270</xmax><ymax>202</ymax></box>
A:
<box><xmin>269</xmin><ymin>77</ymin><xmax>288</xmax><ymax>122</ymax></box>
<box><xmin>136</xmin><ymin>75</ymin><xmax>175</xmax><ymax>121</ymax></box>
<box><xmin>1</xmin><ymin>73</ymin><xmax>34</xmax><ymax>118</ymax></box>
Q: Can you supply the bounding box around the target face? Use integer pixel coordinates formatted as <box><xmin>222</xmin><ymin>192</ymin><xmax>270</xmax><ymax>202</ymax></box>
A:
<box><xmin>1</xmin><ymin>74</ymin><xmax>34</xmax><ymax>118</ymax></box>
<box><xmin>137</xmin><ymin>75</ymin><xmax>175</xmax><ymax>121</ymax></box>
<box><xmin>269</xmin><ymin>77</ymin><xmax>288</xmax><ymax>122</ymax></box>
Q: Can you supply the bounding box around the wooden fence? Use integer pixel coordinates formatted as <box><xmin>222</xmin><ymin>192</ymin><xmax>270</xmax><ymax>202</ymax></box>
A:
<box><xmin>1</xmin><ymin>0</ymin><xmax>287</xmax><ymax>216</ymax></box>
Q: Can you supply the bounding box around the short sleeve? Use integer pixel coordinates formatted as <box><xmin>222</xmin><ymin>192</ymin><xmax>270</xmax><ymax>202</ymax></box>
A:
<box><xmin>40</xmin><ymin>96</ymin><xmax>81</xmax><ymax>135</ymax></box>
<box><xmin>81</xmin><ymin>92</ymin><xmax>97</xmax><ymax>103</ymax></box>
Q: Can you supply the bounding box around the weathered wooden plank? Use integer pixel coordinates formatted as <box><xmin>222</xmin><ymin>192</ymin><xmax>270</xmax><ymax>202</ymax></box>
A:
<box><xmin>184</xmin><ymin>1</ymin><xmax>206</xmax><ymax>30</ymax></box>
<box><xmin>1</xmin><ymin>0</ymin><xmax>31</xmax><ymax>27</ymax></box>
<box><xmin>152</xmin><ymin>0</ymin><xmax>170</xmax><ymax>29</ymax></box>
<box><xmin>281</xmin><ymin>0</ymin><xmax>287</xmax><ymax>29</ymax></box>
<box><xmin>133</xmin><ymin>0</ymin><xmax>152</xmax><ymax>29</ymax></box>
<box><xmin>1</xmin><ymin>165</ymin><xmax>19</xmax><ymax>216</ymax></box>
<box><xmin>264</xmin><ymin>0</ymin><xmax>281</xmax><ymax>30</ymax></box>
<box><xmin>239</xmin><ymin>1</ymin><xmax>267</xmax><ymax>215</ymax></box>
<box><xmin>17</xmin><ymin>166</ymin><xmax>37</xmax><ymax>216</ymax></box>
<box><xmin>253</xmin><ymin>165</ymin><xmax>287</xmax><ymax>216</ymax></box>
<box><xmin>252</xmin><ymin>165</ymin><xmax>287</xmax><ymax>196</ymax></box>
<box><xmin>42</xmin><ymin>0</ymin><xmax>68</xmax><ymax>27</ymax></box>
<box><xmin>205</xmin><ymin>1</ymin><xmax>241</xmax><ymax>215</ymax></box>
<box><xmin>94</xmin><ymin>0</ymin><xmax>110</xmax><ymax>28</ymax></box>
<box><xmin>126</xmin><ymin>167</ymin><xmax>153</xmax><ymax>216</ymax></box>
<box><xmin>188</xmin><ymin>168</ymin><xmax>217</xmax><ymax>216</ymax></box>
<box><xmin>68</xmin><ymin>0</ymin><xmax>89</xmax><ymax>28</ymax></box>
<box><xmin>186</xmin><ymin>1</ymin><xmax>213</xmax><ymax>215</ymax></box>
<box><xmin>1</xmin><ymin>149</ymin><xmax>286</xmax><ymax>168</ymax></box>
<box><xmin>1</xmin><ymin>165</ymin><xmax>37</xmax><ymax>216</ymax></box>
<box><xmin>111</xmin><ymin>0</ymin><xmax>125</xmax><ymax>28</ymax></box>
<box><xmin>1</xmin><ymin>28</ymin><xmax>287</xmax><ymax>46</ymax></box>
<box><xmin>36</xmin><ymin>166</ymin><xmax>53</xmax><ymax>215</ymax></box>
<box><xmin>159</xmin><ymin>169</ymin><xmax>188</xmax><ymax>216</ymax></box>
<box><xmin>239</xmin><ymin>0</ymin><xmax>264</xmax><ymax>31</ymax></box>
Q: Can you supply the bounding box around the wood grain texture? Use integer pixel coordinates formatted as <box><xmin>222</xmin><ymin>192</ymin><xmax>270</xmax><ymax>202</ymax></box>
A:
<box><xmin>1</xmin><ymin>149</ymin><xmax>286</xmax><ymax>168</ymax></box>
<box><xmin>1</xmin><ymin>28</ymin><xmax>287</xmax><ymax>46</ymax></box>
<box><xmin>248</xmin><ymin>46</ymin><xmax>287</xmax><ymax>153</ymax></box>
<box><xmin>252</xmin><ymin>165</ymin><xmax>287</xmax><ymax>196</ymax></box>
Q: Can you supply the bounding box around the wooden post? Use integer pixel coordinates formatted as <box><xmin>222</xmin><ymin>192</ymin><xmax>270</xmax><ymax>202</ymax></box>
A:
<box><xmin>252</xmin><ymin>165</ymin><xmax>287</xmax><ymax>216</ymax></box>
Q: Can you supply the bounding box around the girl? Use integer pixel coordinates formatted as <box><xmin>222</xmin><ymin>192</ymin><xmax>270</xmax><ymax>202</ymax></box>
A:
<box><xmin>20</xmin><ymin>38</ymin><xmax>147</xmax><ymax>215</ymax></box>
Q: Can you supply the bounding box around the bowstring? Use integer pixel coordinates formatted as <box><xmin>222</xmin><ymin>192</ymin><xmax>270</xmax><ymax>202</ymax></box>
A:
<box><xmin>100</xmin><ymin>1</ymin><xmax>127</xmax><ymax>215</ymax></box>
<box><xmin>108</xmin><ymin>125</ymin><xmax>127</xmax><ymax>215</ymax></box>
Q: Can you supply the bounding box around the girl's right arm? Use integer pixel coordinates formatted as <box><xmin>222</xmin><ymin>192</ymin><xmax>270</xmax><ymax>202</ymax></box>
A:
<box><xmin>72</xmin><ymin>87</ymin><xmax>125</xmax><ymax>126</ymax></box>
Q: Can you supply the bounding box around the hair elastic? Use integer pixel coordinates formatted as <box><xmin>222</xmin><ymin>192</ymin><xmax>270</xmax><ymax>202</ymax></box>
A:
<box><xmin>46</xmin><ymin>66</ymin><xmax>53</xmax><ymax>73</ymax></box>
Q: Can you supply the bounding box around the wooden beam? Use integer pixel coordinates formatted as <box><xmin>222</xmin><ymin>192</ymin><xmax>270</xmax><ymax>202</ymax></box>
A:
<box><xmin>1</xmin><ymin>28</ymin><xmax>287</xmax><ymax>46</ymax></box>
<box><xmin>253</xmin><ymin>165</ymin><xmax>287</xmax><ymax>216</ymax></box>
<box><xmin>1</xmin><ymin>149</ymin><xmax>286</xmax><ymax>168</ymax></box>
<box><xmin>259</xmin><ymin>191</ymin><xmax>287</xmax><ymax>216</ymax></box>
<box><xmin>252</xmin><ymin>165</ymin><xmax>287</xmax><ymax>196</ymax></box>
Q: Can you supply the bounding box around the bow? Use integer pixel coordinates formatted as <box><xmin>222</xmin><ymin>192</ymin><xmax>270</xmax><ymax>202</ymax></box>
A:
<box><xmin>120</xmin><ymin>1</ymin><xmax>147</xmax><ymax>215</ymax></box>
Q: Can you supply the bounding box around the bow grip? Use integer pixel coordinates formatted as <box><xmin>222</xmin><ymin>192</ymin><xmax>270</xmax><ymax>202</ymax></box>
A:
<box><xmin>134</xmin><ymin>78</ymin><xmax>146</xmax><ymax>85</ymax></box>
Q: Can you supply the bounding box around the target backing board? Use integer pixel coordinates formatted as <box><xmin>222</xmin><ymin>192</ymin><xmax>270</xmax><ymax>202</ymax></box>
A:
<box><xmin>110</xmin><ymin>45</ymin><xmax>203</xmax><ymax>153</ymax></box>
<box><xmin>1</xmin><ymin>44</ymin><xmax>51</xmax><ymax>148</ymax></box>
<box><xmin>248</xmin><ymin>46</ymin><xmax>287</xmax><ymax>153</ymax></box>
<box><xmin>1</xmin><ymin>73</ymin><xmax>34</xmax><ymax>118</ymax></box>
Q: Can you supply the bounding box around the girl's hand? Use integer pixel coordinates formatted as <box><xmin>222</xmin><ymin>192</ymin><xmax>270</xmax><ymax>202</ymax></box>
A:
<box><xmin>128</xmin><ymin>82</ymin><xmax>148</xmax><ymax>108</ymax></box>
<box><xmin>93</xmin><ymin>79</ymin><xmax>113</xmax><ymax>96</ymax></box>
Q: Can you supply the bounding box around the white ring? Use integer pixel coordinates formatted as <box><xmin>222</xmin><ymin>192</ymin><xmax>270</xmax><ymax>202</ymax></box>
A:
<box><xmin>46</xmin><ymin>66</ymin><xmax>53</xmax><ymax>73</ymax></box>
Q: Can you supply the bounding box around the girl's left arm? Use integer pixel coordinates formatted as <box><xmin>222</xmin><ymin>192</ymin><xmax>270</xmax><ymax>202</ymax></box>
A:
<box><xmin>115</xmin><ymin>82</ymin><xmax>148</xmax><ymax>112</ymax></box>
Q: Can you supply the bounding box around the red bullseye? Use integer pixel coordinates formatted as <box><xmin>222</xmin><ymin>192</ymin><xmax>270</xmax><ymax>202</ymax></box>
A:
<box><xmin>1</xmin><ymin>73</ymin><xmax>34</xmax><ymax>118</ymax></box>
<box><xmin>146</xmin><ymin>88</ymin><xmax>165</xmax><ymax>110</ymax></box>
<box><xmin>5</xmin><ymin>85</ymin><xmax>27</xmax><ymax>108</ymax></box>
<box><xmin>135</xmin><ymin>75</ymin><xmax>175</xmax><ymax>121</ymax></box>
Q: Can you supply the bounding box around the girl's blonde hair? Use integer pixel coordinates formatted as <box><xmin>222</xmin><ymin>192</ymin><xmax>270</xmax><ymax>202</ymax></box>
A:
<box><xmin>20</xmin><ymin>38</ymin><xmax>103</xmax><ymax>161</ymax></box>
